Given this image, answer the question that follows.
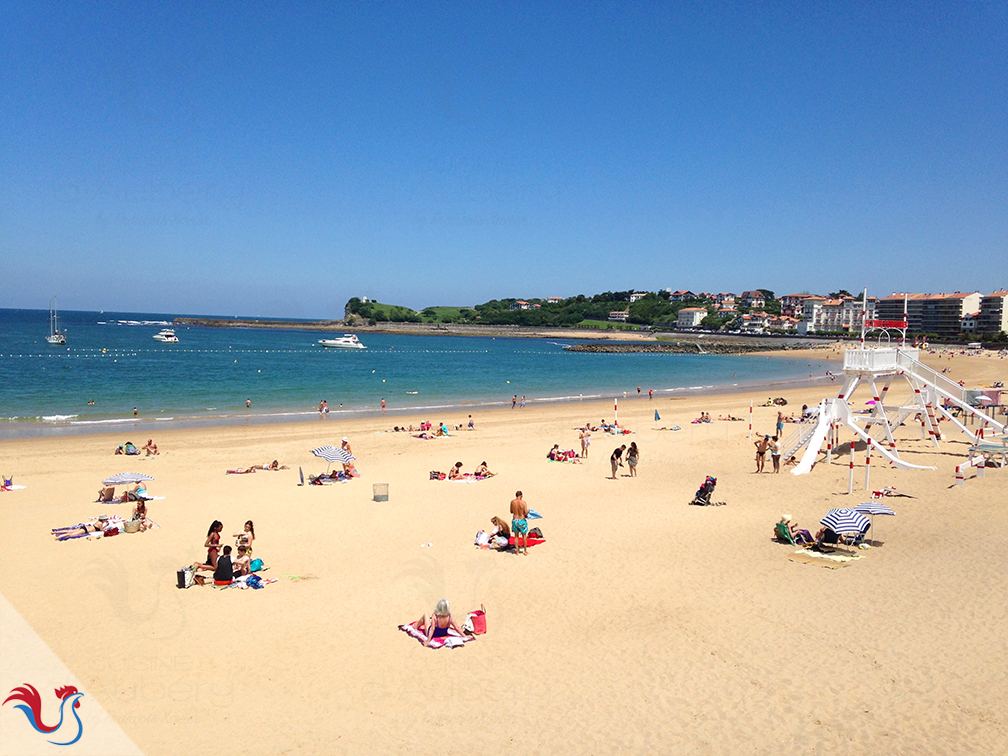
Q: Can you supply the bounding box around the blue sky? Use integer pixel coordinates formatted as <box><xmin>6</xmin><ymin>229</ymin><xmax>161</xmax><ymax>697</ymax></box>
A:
<box><xmin>1</xmin><ymin>2</ymin><xmax>1005</xmax><ymax>318</ymax></box>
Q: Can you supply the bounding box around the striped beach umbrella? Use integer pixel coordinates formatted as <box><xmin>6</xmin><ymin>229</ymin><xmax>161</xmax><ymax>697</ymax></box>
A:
<box><xmin>820</xmin><ymin>507</ymin><xmax>870</xmax><ymax>536</ymax></box>
<box><xmin>854</xmin><ymin>502</ymin><xmax>896</xmax><ymax>517</ymax></box>
<box><xmin>310</xmin><ymin>445</ymin><xmax>355</xmax><ymax>465</ymax></box>
<box><xmin>854</xmin><ymin>501</ymin><xmax>895</xmax><ymax>546</ymax></box>
<box><xmin>102</xmin><ymin>472</ymin><xmax>155</xmax><ymax>485</ymax></box>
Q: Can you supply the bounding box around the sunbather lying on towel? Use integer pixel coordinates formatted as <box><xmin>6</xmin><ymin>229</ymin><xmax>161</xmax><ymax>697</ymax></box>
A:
<box><xmin>53</xmin><ymin>515</ymin><xmax>125</xmax><ymax>540</ymax></box>
<box><xmin>408</xmin><ymin>599</ymin><xmax>464</xmax><ymax>647</ymax></box>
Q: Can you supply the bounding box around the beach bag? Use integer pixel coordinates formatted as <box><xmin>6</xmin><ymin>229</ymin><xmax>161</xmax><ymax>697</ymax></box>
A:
<box><xmin>176</xmin><ymin>565</ymin><xmax>195</xmax><ymax>589</ymax></box>
<box><xmin>529</xmin><ymin>527</ymin><xmax>543</xmax><ymax>538</ymax></box>
<box><xmin>463</xmin><ymin>605</ymin><xmax>487</xmax><ymax>635</ymax></box>
<box><xmin>247</xmin><ymin>575</ymin><xmax>264</xmax><ymax>590</ymax></box>
<box><xmin>123</xmin><ymin>518</ymin><xmax>141</xmax><ymax>534</ymax></box>
<box><xmin>430</xmin><ymin>471</ymin><xmax>446</xmax><ymax>481</ymax></box>
<box><xmin>250</xmin><ymin>558</ymin><xmax>264</xmax><ymax>572</ymax></box>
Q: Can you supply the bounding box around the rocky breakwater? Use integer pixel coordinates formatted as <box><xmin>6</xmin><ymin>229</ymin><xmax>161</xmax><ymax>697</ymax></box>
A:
<box><xmin>564</xmin><ymin>341</ymin><xmax>776</xmax><ymax>354</ymax></box>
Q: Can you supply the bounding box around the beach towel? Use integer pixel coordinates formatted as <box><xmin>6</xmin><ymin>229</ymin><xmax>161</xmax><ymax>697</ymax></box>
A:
<box><xmin>528</xmin><ymin>509</ymin><xmax>542</xmax><ymax>520</ymax></box>
<box><xmin>1</xmin><ymin>485</ymin><xmax>26</xmax><ymax>491</ymax></box>
<box><xmin>398</xmin><ymin>622</ymin><xmax>471</xmax><ymax>649</ymax></box>
<box><xmin>788</xmin><ymin>549</ymin><xmax>860</xmax><ymax>569</ymax></box>
<box><xmin>507</xmin><ymin>535</ymin><xmax>545</xmax><ymax>548</ymax></box>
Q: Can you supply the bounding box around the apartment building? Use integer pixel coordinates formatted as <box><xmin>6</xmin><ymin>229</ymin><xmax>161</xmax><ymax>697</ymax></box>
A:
<box><xmin>977</xmin><ymin>291</ymin><xmax>1008</xmax><ymax>333</ymax></box>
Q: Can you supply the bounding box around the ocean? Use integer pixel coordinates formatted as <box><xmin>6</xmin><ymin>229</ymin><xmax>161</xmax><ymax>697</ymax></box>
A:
<box><xmin>0</xmin><ymin>308</ymin><xmax>836</xmax><ymax>438</ymax></box>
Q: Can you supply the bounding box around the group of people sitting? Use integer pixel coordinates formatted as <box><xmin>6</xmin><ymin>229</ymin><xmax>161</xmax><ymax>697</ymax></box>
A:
<box><xmin>191</xmin><ymin>519</ymin><xmax>259</xmax><ymax>585</ymax></box>
<box><xmin>53</xmin><ymin>499</ymin><xmax>152</xmax><ymax>540</ymax></box>
<box><xmin>775</xmin><ymin>514</ymin><xmax>862</xmax><ymax>547</ymax></box>
<box><xmin>97</xmin><ymin>482</ymin><xmax>151</xmax><ymax>503</ymax></box>
<box><xmin>114</xmin><ymin>439</ymin><xmax>159</xmax><ymax>456</ymax></box>
<box><xmin>546</xmin><ymin>444</ymin><xmax>580</xmax><ymax>462</ymax></box>
<box><xmin>435</xmin><ymin>461</ymin><xmax>495</xmax><ymax>480</ymax></box>
<box><xmin>414</xmin><ymin>422</ymin><xmax>450</xmax><ymax>439</ymax></box>
<box><xmin>693</xmin><ymin>412</ymin><xmax>712</xmax><ymax>423</ymax></box>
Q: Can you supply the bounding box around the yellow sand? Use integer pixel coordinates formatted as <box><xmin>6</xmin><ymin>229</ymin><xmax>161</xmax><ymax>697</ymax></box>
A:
<box><xmin>1</xmin><ymin>348</ymin><xmax>1007</xmax><ymax>754</ymax></box>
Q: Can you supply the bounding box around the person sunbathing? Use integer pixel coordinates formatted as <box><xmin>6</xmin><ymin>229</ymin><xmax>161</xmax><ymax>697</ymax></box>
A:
<box><xmin>448</xmin><ymin>462</ymin><xmax>465</xmax><ymax>480</ymax></box>
<box><xmin>194</xmin><ymin>520</ymin><xmax>224</xmax><ymax>571</ymax></box>
<box><xmin>409</xmin><ymin>599</ymin><xmax>463</xmax><ymax>647</ymax></box>
<box><xmin>777</xmin><ymin>515</ymin><xmax>812</xmax><ymax>544</ymax></box>
<box><xmin>53</xmin><ymin>521</ymin><xmax>103</xmax><ymax>540</ymax></box>
<box><xmin>142</xmin><ymin>439</ymin><xmax>159</xmax><ymax>455</ymax></box>
<box><xmin>473</xmin><ymin>461</ymin><xmax>495</xmax><ymax>477</ymax></box>
<box><xmin>131</xmin><ymin>500</ymin><xmax>152</xmax><ymax>532</ymax></box>
<box><xmin>116</xmin><ymin>483</ymin><xmax>148</xmax><ymax>502</ymax></box>
<box><xmin>233</xmin><ymin>520</ymin><xmax>255</xmax><ymax>552</ymax></box>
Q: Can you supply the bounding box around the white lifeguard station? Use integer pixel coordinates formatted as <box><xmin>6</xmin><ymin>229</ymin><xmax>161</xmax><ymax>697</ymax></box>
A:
<box><xmin>783</xmin><ymin>291</ymin><xmax>1007</xmax><ymax>490</ymax></box>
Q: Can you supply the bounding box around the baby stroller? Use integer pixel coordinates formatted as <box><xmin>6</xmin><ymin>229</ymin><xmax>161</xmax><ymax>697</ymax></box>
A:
<box><xmin>690</xmin><ymin>475</ymin><xmax>724</xmax><ymax>506</ymax></box>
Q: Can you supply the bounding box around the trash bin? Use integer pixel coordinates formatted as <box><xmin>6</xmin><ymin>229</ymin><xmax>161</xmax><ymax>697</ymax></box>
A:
<box><xmin>373</xmin><ymin>483</ymin><xmax>389</xmax><ymax>502</ymax></box>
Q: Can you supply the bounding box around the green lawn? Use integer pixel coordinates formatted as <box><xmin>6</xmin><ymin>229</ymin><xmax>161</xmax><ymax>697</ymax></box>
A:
<box><xmin>575</xmin><ymin>319</ymin><xmax>641</xmax><ymax>330</ymax></box>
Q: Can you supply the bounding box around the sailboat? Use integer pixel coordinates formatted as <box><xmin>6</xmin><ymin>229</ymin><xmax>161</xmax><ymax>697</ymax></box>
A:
<box><xmin>46</xmin><ymin>296</ymin><xmax>66</xmax><ymax>345</ymax></box>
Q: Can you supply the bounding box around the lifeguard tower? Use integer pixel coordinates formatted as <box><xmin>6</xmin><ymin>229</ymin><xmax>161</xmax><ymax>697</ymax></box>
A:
<box><xmin>782</xmin><ymin>291</ymin><xmax>1007</xmax><ymax>490</ymax></box>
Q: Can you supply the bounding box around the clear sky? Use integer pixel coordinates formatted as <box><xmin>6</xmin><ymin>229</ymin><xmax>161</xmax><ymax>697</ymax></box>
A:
<box><xmin>1</xmin><ymin>2</ymin><xmax>1005</xmax><ymax>318</ymax></box>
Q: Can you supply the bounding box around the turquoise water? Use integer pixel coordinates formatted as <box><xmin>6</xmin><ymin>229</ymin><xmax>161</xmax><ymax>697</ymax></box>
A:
<box><xmin>0</xmin><ymin>308</ymin><xmax>835</xmax><ymax>437</ymax></box>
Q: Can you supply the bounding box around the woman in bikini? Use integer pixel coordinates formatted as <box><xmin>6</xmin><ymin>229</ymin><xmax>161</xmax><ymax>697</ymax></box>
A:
<box><xmin>194</xmin><ymin>520</ymin><xmax>223</xmax><ymax>571</ymax></box>
<box><xmin>411</xmin><ymin>599</ymin><xmax>463</xmax><ymax>647</ymax></box>
<box><xmin>233</xmin><ymin>520</ymin><xmax>255</xmax><ymax>552</ymax></box>
<box><xmin>131</xmin><ymin>500</ymin><xmax>152</xmax><ymax>532</ymax></box>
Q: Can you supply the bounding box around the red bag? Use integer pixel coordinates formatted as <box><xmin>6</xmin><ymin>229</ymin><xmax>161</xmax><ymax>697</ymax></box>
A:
<box><xmin>466</xmin><ymin>605</ymin><xmax>487</xmax><ymax>635</ymax></box>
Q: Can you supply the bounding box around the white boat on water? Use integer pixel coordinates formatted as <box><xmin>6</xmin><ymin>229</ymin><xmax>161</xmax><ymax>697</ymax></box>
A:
<box><xmin>46</xmin><ymin>296</ymin><xmax>66</xmax><ymax>345</ymax></box>
<box><xmin>318</xmin><ymin>333</ymin><xmax>366</xmax><ymax>349</ymax></box>
<box><xmin>153</xmin><ymin>328</ymin><xmax>179</xmax><ymax>343</ymax></box>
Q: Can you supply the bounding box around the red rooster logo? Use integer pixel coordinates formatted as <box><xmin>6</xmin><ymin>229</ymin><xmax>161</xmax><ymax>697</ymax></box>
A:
<box><xmin>3</xmin><ymin>683</ymin><xmax>84</xmax><ymax>745</ymax></box>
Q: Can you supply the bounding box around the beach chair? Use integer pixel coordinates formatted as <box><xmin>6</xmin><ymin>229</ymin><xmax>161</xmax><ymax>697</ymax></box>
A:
<box><xmin>775</xmin><ymin>522</ymin><xmax>796</xmax><ymax>545</ymax></box>
<box><xmin>689</xmin><ymin>476</ymin><xmax>722</xmax><ymax>506</ymax></box>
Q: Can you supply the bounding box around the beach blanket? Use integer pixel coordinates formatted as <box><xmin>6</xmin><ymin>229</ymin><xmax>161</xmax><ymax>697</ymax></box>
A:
<box><xmin>507</xmin><ymin>535</ymin><xmax>546</xmax><ymax>548</ymax></box>
<box><xmin>788</xmin><ymin>549</ymin><xmax>860</xmax><ymax>569</ymax></box>
<box><xmin>218</xmin><ymin>574</ymin><xmax>278</xmax><ymax>590</ymax></box>
<box><xmin>398</xmin><ymin>622</ymin><xmax>471</xmax><ymax>649</ymax></box>
<box><xmin>447</xmin><ymin>474</ymin><xmax>491</xmax><ymax>482</ymax></box>
<box><xmin>1</xmin><ymin>485</ymin><xmax>26</xmax><ymax>491</ymax></box>
<box><xmin>413</xmin><ymin>434</ymin><xmax>451</xmax><ymax>440</ymax></box>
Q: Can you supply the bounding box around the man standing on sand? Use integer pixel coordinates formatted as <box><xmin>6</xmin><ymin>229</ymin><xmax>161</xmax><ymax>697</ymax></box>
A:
<box><xmin>610</xmin><ymin>444</ymin><xmax>626</xmax><ymax>479</ymax></box>
<box><xmin>770</xmin><ymin>435</ymin><xmax>782</xmax><ymax>473</ymax></box>
<box><xmin>510</xmin><ymin>491</ymin><xmax>529</xmax><ymax>556</ymax></box>
<box><xmin>754</xmin><ymin>435</ymin><xmax>770</xmax><ymax>473</ymax></box>
<box><xmin>776</xmin><ymin>411</ymin><xmax>784</xmax><ymax>438</ymax></box>
<box><xmin>649</xmin><ymin>388</ymin><xmax>653</xmax><ymax>400</ymax></box>
<box><xmin>512</xmin><ymin>395</ymin><xmax>517</xmax><ymax>409</ymax></box>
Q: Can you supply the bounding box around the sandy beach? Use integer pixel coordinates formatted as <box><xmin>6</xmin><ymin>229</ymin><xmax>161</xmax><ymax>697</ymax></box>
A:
<box><xmin>2</xmin><ymin>347</ymin><xmax>1007</xmax><ymax>754</ymax></box>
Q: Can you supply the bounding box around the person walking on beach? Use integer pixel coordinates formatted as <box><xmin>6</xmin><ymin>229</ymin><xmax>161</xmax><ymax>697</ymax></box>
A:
<box><xmin>510</xmin><ymin>491</ymin><xmax>530</xmax><ymax>556</ymax></box>
<box><xmin>637</xmin><ymin>386</ymin><xmax>641</xmax><ymax>398</ymax></box>
<box><xmin>520</xmin><ymin>396</ymin><xmax>526</xmax><ymax>409</ymax></box>
<box><xmin>580</xmin><ymin>429</ymin><xmax>590</xmax><ymax>458</ymax></box>
<box><xmin>512</xmin><ymin>395</ymin><xmax>517</xmax><ymax>409</ymax></box>
<box><xmin>381</xmin><ymin>397</ymin><xmax>386</xmax><ymax>414</ymax></box>
<box><xmin>626</xmin><ymin>442</ymin><xmax>639</xmax><ymax>477</ymax></box>
<box><xmin>754</xmin><ymin>435</ymin><xmax>770</xmax><ymax>473</ymax></box>
<box><xmin>649</xmin><ymin>388</ymin><xmax>653</xmax><ymax>400</ymax></box>
<box><xmin>770</xmin><ymin>435</ymin><xmax>782</xmax><ymax>473</ymax></box>
<box><xmin>610</xmin><ymin>445</ymin><xmax>626</xmax><ymax>479</ymax></box>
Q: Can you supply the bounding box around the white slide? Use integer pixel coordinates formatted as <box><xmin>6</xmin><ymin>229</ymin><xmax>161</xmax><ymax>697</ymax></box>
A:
<box><xmin>791</xmin><ymin>403</ymin><xmax>831</xmax><ymax>476</ymax></box>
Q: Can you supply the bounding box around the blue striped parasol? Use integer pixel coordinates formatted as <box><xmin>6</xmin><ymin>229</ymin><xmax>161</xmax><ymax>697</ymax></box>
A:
<box><xmin>102</xmin><ymin>472</ymin><xmax>155</xmax><ymax>485</ymax></box>
<box><xmin>820</xmin><ymin>507</ymin><xmax>870</xmax><ymax>536</ymax></box>
<box><xmin>310</xmin><ymin>445</ymin><xmax>355</xmax><ymax>465</ymax></box>
<box><xmin>854</xmin><ymin>502</ymin><xmax>895</xmax><ymax>546</ymax></box>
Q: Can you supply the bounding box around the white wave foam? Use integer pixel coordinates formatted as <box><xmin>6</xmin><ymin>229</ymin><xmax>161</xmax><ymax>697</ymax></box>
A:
<box><xmin>41</xmin><ymin>414</ymin><xmax>79</xmax><ymax>422</ymax></box>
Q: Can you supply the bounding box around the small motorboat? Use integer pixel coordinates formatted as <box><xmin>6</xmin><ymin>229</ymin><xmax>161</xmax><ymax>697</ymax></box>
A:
<box><xmin>46</xmin><ymin>296</ymin><xmax>66</xmax><ymax>345</ymax></box>
<box><xmin>318</xmin><ymin>334</ymin><xmax>366</xmax><ymax>349</ymax></box>
<box><xmin>153</xmin><ymin>328</ymin><xmax>179</xmax><ymax>343</ymax></box>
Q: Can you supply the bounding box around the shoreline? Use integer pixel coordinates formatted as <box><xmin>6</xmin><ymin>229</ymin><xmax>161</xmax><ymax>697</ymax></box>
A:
<box><xmin>0</xmin><ymin>365</ymin><xmax>840</xmax><ymax>440</ymax></box>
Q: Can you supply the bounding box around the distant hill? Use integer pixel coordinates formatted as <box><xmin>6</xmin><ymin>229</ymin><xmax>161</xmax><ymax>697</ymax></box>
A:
<box><xmin>345</xmin><ymin>292</ymin><xmax>779</xmax><ymax>329</ymax></box>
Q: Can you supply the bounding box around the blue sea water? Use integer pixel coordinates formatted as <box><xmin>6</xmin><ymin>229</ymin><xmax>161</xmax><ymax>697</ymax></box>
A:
<box><xmin>0</xmin><ymin>308</ymin><xmax>836</xmax><ymax>437</ymax></box>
